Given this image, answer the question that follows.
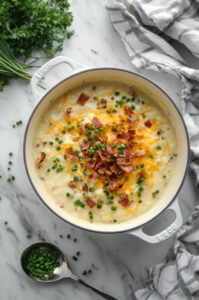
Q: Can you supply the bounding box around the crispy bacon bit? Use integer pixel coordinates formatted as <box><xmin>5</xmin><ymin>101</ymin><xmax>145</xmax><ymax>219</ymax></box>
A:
<box><xmin>72</xmin><ymin>137</ymin><xmax>80</xmax><ymax>142</ymax></box>
<box><xmin>134</xmin><ymin>149</ymin><xmax>146</xmax><ymax>158</ymax></box>
<box><xmin>124</xmin><ymin>106</ymin><xmax>134</xmax><ymax>116</ymax></box>
<box><xmin>64</xmin><ymin>107</ymin><xmax>72</xmax><ymax>118</ymax></box>
<box><xmin>80</xmin><ymin>141</ymin><xmax>91</xmax><ymax>150</ymax></box>
<box><xmin>97</xmin><ymin>99</ymin><xmax>107</xmax><ymax>109</ymax></box>
<box><xmin>129</xmin><ymin>141</ymin><xmax>137</xmax><ymax>148</ymax></box>
<box><xmin>107</xmin><ymin>178</ymin><xmax>124</xmax><ymax>192</ymax></box>
<box><xmin>84</xmin><ymin>123</ymin><xmax>89</xmax><ymax>129</ymax></box>
<box><xmin>116</xmin><ymin>157</ymin><xmax>130</xmax><ymax>166</ymax></box>
<box><xmin>120</xmin><ymin>193</ymin><xmax>130</xmax><ymax>207</ymax></box>
<box><xmin>106</xmin><ymin>144</ymin><xmax>116</xmax><ymax>155</ymax></box>
<box><xmin>89</xmin><ymin>173</ymin><xmax>94</xmax><ymax>179</ymax></box>
<box><xmin>137</xmin><ymin>172</ymin><xmax>144</xmax><ymax>179</ymax></box>
<box><xmin>127</xmin><ymin>115</ymin><xmax>137</xmax><ymax>123</ymax></box>
<box><xmin>125</xmin><ymin>107</ymin><xmax>138</xmax><ymax>123</ymax></box>
<box><xmin>85</xmin><ymin>161</ymin><xmax>96</xmax><ymax>169</ymax></box>
<box><xmin>109</xmin><ymin>164</ymin><xmax>120</xmax><ymax>175</ymax></box>
<box><xmin>36</xmin><ymin>153</ymin><xmax>46</xmax><ymax>167</ymax></box>
<box><xmin>92</xmin><ymin>117</ymin><xmax>103</xmax><ymax>129</ymax></box>
<box><xmin>86</xmin><ymin>197</ymin><xmax>96</xmax><ymax>208</ymax></box>
<box><xmin>68</xmin><ymin>181</ymin><xmax>76</xmax><ymax>189</ymax></box>
<box><xmin>77</xmin><ymin>93</ymin><xmax>89</xmax><ymax>106</ymax></box>
<box><xmin>82</xmin><ymin>183</ymin><xmax>88</xmax><ymax>192</ymax></box>
<box><xmin>128</xmin><ymin>128</ymin><xmax>136</xmax><ymax>136</ymax></box>
<box><xmin>97</xmin><ymin>164</ymin><xmax>112</xmax><ymax>176</ymax></box>
<box><xmin>123</xmin><ymin>148</ymin><xmax>131</xmax><ymax>158</ymax></box>
<box><xmin>117</xmin><ymin>128</ymin><xmax>127</xmax><ymax>139</ymax></box>
<box><xmin>129</xmin><ymin>87</ymin><xmax>137</xmax><ymax>97</ymax></box>
<box><xmin>93</xmin><ymin>135</ymin><xmax>104</xmax><ymax>143</ymax></box>
<box><xmin>79</xmin><ymin>123</ymin><xmax>86</xmax><ymax>133</ymax></box>
<box><xmin>98</xmin><ymin>150</ymin><xmax>111</xmax><ymax>162</ymax></box>
<box><xmin>66</xmin><ymin>148</ymin><xmax>78</xmax><ymax>162</ymax></box>
<box><xmin>94</xmin><ymin>159</ymin><xmax>104</xmax><ymax>171</ymax></box>
<box><xmin>144</xmin><ymin>120</ymin><xmax>152</xmax><ymax>128</ymax></box>
<box><xmin>120</xmin><ymin>164</ymin><xmax>136</xmax><ymax>172</ymax></box>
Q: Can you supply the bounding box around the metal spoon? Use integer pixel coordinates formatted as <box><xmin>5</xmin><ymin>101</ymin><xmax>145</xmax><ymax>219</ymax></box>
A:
<box><xmin>21</xmin><ymin>242</ymin><xmax>117</xmax><ymax>300</ymax></box>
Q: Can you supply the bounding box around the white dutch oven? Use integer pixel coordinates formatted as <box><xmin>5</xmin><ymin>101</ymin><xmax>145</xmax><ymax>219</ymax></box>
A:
<box><xmin>24</xmin><ymin>56</ymin><xmax>190</xmax><ymax>243</ymax></box>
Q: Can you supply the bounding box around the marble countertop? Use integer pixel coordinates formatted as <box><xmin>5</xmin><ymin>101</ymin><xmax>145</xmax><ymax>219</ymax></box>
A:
<box><xmin>0</xmin><ymin>1</ymin><xmax>198</xmax><ymax>299</ymax></box>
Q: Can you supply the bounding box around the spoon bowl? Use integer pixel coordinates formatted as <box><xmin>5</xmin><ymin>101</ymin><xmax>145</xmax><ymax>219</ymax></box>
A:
<box><xmin>21</xmin><ymin>242</ymin><xmax>117</xmax><ymax>300</ymax></box>
<box><xmin>21</xmin><ymin>242</ymin><xmax>76</xmax><ymax>282</ymax></box>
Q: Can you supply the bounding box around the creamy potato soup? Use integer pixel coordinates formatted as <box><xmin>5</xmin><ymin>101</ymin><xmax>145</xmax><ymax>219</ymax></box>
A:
<box><xmin>33</xmin><ymin>82</ymin><xmax>177</xmax><ymax>224</ymax></box>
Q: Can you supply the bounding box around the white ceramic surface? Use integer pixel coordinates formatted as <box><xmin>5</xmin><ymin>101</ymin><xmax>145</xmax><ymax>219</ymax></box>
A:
<box><xmin>0</xmin><ymin>1</ymin><xmax>198</xmax><ymax>299</ymax></box>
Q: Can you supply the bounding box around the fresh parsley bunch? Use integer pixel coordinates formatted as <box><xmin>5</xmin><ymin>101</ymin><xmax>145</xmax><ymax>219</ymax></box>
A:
<box><xmin>0</xmin><ymin>0</ymin><xmax>73</xmax><ymax>90</ymax></box>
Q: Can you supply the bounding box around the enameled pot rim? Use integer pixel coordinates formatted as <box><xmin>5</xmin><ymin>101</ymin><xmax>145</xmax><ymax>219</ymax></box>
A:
<box><xmin>23</xmin><ymin>67</ymin><xmax>190</xmax><ymax>234</ymax></box>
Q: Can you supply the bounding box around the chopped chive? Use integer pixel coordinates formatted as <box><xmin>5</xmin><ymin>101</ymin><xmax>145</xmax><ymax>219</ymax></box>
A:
<box><xmin>72</xmin><ymin>256</ymin><xmax>78</xmax><ymax>261</ymax></box>
<box><xmin>71</xmin><ymin>165</ymin><xmax>78</xmax><ymax>172</ymax></box>
<box><xmin>82</xmin><ymin>270</ymin><xmax>87</xmax><ymax>275</ymax></box>
<box><xmin>156</xmin><ymin>146</ymin><xmax>162</xmax><ymax>150</ymax></box>
<box><xmin>111</xmin><ymin>127</ymin><xmax>117</xmax><ymax>132</ymax></box>
<box><xmin>152</xmin><ymin>190</ymin><xmax>159</xmax><ymax>198</ymax></box>
<box><xmin>111</xmin><ymin>206</ymin><xmax>117</xmax><ymax>211</ymax></box>
<box><xmin>137</xmin><ymin>177</ymin><xmax>144</xmax><ymax>184</ymax></box>
<box><xmin>73</xmin><ymin>176</ymin><xmax>78</xmax><ymax>182</ymax></box>
<box><xmin>16</xmin><ymin>120</ymin><xmax>23</xmax><ymax>126</ymax></box>
<box><xmin>89</xmin><ymin>211</ymin><xmax>93</xmax><ymax>220</ymax></box>
<box><xmin>74</xmin><ymin>199</ymin><xmax>85</xmax><ymax>208</ymax></box>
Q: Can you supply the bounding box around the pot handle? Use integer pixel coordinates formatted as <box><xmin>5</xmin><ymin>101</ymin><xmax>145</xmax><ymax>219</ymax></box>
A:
<box><xmin>128</xmin><ymin>198</ymin><xmax>183</xmax><ymax>243</ymax></box>
<box><xmin>31</xmin><ymin>56</ymin><xmax>86</xmax><ymax>98</ymax></box>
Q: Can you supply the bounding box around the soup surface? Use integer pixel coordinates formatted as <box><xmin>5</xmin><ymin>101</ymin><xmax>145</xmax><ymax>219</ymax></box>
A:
<box><xmin>33</xmin><ymin>82</ymin><xmax>177</xmax><ymax>224</ymax></box>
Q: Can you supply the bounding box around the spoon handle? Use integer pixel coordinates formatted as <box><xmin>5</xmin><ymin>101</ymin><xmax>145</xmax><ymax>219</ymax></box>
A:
<box><xmin>78</xmin><ymin>279</ymin><xmax>118</xmax><ymax>300</ymax></box>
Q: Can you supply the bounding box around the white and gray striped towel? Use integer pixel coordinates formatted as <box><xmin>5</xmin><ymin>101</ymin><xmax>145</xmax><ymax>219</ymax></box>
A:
<box><xmin>106</xmin><ymin>1</ymin><xmax>199</xmax><ymax>299</ymax></box>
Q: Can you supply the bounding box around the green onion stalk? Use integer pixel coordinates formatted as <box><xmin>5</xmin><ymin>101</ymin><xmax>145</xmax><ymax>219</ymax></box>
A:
<box><xmin>0</xmin><ymin>39</ymin><xmax>32</xmax><ymax>90</ymax></box>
